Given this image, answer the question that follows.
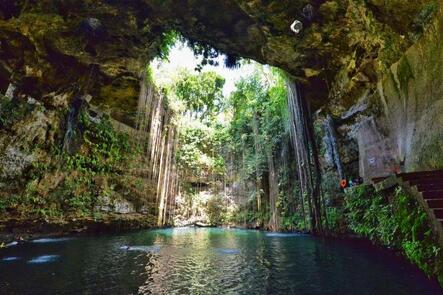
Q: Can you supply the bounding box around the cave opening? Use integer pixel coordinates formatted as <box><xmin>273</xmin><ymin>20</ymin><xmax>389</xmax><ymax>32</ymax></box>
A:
<box><xmin>137</xmin><ymin>34</ymin><xmax>325</xmax><ymax>232</ymax></box>
<box><xmin>0</xmin><ymin>2</ymin><xmax>442</xmax><ymax>292</ymax></box>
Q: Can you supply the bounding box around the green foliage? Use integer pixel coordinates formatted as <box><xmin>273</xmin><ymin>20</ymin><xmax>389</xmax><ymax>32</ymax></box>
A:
<box><xmin>219</xmin><ymin>67</ymin><xmax>290</xmax><ymax>227</ymax></box>
<box><xmin>344</xmin><ymin>186</ymin><xmax>392</xmax><ymax>241</ymax></box>
<box><xmin>65</xmin><ymin>111</ymin><xmax>131</xmax><ymax>174</ymax></box>
<box><xmin>0</xmin><ymin>194</ymin><xmax>21</xmax><ymax>214</ymax></box>
<box><xmin>166</xmin><ymin>62</ymin><xmax>292</xmax><ymax>229</ymax></box>
<box><xmin>417</xmin><ymin>136</ymin><xmax>443</xmax><ymax>169</ymax></box>
<box><xmin>326</xmin><ymin>206</ymin><xmax>345</xmax><ymax>233</ymax></box>
<box><xmin>176</xmin><ymin>120</ymin><xmax>226</xmax><ymax>178</ymax></box>
<box><xmin>206</xmin><ymin>196</ymin><xmax>227</xmax><ymax>226</ymax></box>
<box><xmin>226</xmin><ymin>208</ymin><xmax>250</xmax><ymax>225</ymax></box>
<box><xmin>171</xmin><ymin>70</ymin><xmax>228</xmax><ymax>180</ymax></box>
<box><xmin>0</xmin><ymin>96</ymin><xmax>34</xmax><ymax>128</ymax></box>
<box><xmin>145</xmin><ymin>64</ymin><xmax>154</xmax><ymax>84</ymax></box>
<box><xmin>53</xmin><ymin>111</ymin><xmax>133</xmax><ymax>216</ymax></box>
<box><xmin>1</xmin><ymin>109</ymin><xmax>135</xmax><ymax>219</ymax></box>
<box><xmin>277</xmin><ymin>187</ymin><xmax>308</xmax><ymax>231</ymax></box>
<box><xmin>280</xmin><ymin>213</ymin><xmax>306</xmax><ymax>231</ymax></box>
<box><xmin>321</xmin><ymin>171</ymin><xmax>345</xmax><ymax>231</ymax></box>
<box><xmin>412</xmin><ymin>1</ymin><xmax>439</xmax><ymax>38</ymax></box>
<box><xmin>181</xmin><ymin>37</ymin><xmax>240</xmax><ymax>70</ymax></box>
<box><xmin>344</xmin><ymin>185</ymin><xmax>443</xmax><ymax>280</ymax></box>
<box><xmin>227</xmin><ymin>68</ymin><xmax>287</xmax><ymax>182</ymax></box>
<box><xmin>173</xmin><ymin>71</ymin><xmax>225</xmax><ymax>120</ymax></box>
<box><xmin>157</xmin><ymin>30</ymin><xmax>179</xmax><ymax>60</ymax></box>
<box><xmin>55</xmin><ymin>176</ymin><xmax>95</xmax><ymax>216</ymax></box>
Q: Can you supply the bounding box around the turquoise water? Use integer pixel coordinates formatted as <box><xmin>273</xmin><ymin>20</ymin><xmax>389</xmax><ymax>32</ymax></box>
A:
<box><xmin>0</xmin><ymin>227</ymin><xmax>441</xmax><ymax>294</ymax></box>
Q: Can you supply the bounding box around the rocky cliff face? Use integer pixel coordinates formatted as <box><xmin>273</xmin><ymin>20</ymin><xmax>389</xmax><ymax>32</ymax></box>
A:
<box><xmin>1</xmin><ymin>1</ymin><xmax>437</xmax><ymax>105</ymax></box>
<box><xmin>0</xmin><ymin>78</ymin><xmax>177</xmax><ymax>233</ymax></box>
<box><xmin>325</xmin><ymin>4</ymin><xmax>442</xmax><ymax>181</ymax></box>
<box><xmin>0</xmin><ymin>0</ymin><xmax>441</xmax><ymax>226</ymax></box>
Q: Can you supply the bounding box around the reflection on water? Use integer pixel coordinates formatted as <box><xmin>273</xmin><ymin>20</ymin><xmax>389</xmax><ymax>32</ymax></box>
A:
<box><xmin>215</xmin><ymin>248</ymin><xmax>241</xmax><ymax>255</ymax></box>
<box><xmin>265</xmin><ymin>232</ymin><xmax>305</xmax><ymax>237</ymax></box>
<box><xmin>0</xmin><ymin>227</ymin><xmax>441</xmax><ymax>294</ymax></box>
<box><xmin>2</xmin><ymin>256</ymin><xmax>21</xmax><ymax>262</ymax></box>
<box><xmin>27</xmin><ymin>255</ymin><xmax>60</xmax><ymax>264</ymax></box>
<box><xmin>119</xmin><ymin>245</ymin><xmax>161</xmax><ymax>253</ymax></box>
<box><xmin>31</xmin><ymin>237</ymin><xmax>76</xmax><ymax>244</ymax></box>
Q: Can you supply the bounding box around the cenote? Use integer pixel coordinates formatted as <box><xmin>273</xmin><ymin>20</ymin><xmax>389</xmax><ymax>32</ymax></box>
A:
<box><xmin>0</xmin><ymin>228</ymin><xmax>441</xmax><ymax>294</ymax></box>
<box><xmin>1</xmin><ymin>1</ymin><xmax>443</xmax><ymax>293</ymax></box>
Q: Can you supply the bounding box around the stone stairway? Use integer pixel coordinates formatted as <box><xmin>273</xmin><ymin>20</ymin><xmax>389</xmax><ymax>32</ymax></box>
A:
<box><xmin>401</xmin><ymin>170</ymin><xmax>443</xmax><ymax>224</ymax></box>
<box><xmin>373</xmin><ymin>170</ymin><xmax>443</xmax><ymax>247</ymax></box>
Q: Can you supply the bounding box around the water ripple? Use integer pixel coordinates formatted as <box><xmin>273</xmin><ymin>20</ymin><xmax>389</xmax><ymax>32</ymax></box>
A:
<box><xmin>27</xmin><ymin>255</ymin><xmax>60</xmax><ymax>264</ymax></box>
<box><xmin>31</xmin><ymin>237</ymin><xmax>75</xmax><ymax>243</ymax></box>
<box><xmin>120</xmin><ymin>245</ymin><xmax>161</xmax><ymax>253</ymax></box>
<box><xmin>1</xmin><ymin>228</ymin><xmax>441</xmax><ymax>294</ymax></box>
<box><xmin>2</xmin><ymin>256</ymin><xmax>21</xmax><ymax>262</ymax></box>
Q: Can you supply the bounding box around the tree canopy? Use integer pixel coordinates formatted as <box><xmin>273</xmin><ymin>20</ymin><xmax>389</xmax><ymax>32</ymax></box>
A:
<box><xmin>173</xmin><ymin>71</ymin><xmax>225</xmax><ymax>120</ymax></box>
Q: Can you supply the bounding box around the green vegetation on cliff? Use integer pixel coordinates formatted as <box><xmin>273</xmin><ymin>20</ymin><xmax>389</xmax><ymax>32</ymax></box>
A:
<box><xmin>0</xmin><ymin>94</ymin><xmax>156</xmax><ymax>224</ymax></box>
<box><xmin>344</xmin><ymin>185</ymin><xmax>443</xmax><ymax>284</ymax></box>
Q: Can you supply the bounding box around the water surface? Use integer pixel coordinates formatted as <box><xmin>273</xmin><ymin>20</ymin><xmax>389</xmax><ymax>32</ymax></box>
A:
<box><xmin>0</xmin><ymin>227</ymin><xmax>441</xmax><ymax>294</ymax></box>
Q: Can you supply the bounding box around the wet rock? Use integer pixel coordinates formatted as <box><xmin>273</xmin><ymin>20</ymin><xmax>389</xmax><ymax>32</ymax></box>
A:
<box><xmin>0</xmin><ymin>0</ymin><xmax>433</xmax><ymax>113</ymax></box>
<box><xmin>79</xmin><ymin>18</ymin><xmax>107</xmax><ymax>41</ymax></box>
<box><xmin>0</xmin><ymin>146</ymin><xmax>34</xmax><ymax>179</ymax></box>
<box><xmin>0</xmin><ymin>1</ymin><xmax>21</xmax><ymax>19</ymax></box>
<box><xmin>63</xmin><ymin>96</ymin><xmax>86</xmax><ymax>155</ymax></box>
<box><xmin>96</xmin><ymin>195</ymin><xmax>136</xmax><ymax>214</ymax></box>
<box><xmin>114</xmin><ymin>199</ymin><xmax>136</xmax><ymax>214</ymax></box>
<box><xmin>5</xmin><ymin>83</ymin><xmax>16</xmax><ymax>99</ymax></box>
<box><xmin>14</xmin><ymin>108</ymin><xmax>54</xmax><ymax>147</ymax></box>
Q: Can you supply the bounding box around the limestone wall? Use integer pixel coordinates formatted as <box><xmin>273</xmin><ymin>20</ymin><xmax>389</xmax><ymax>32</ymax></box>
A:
<box><xmin>356</xmin><ymin>5</ymin><xmax>442</xmax><ymax>180</ymax></box>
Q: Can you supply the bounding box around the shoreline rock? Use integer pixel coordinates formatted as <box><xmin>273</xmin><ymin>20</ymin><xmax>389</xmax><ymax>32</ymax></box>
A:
<box><xmin>0</xmin><ymin>213</ymin><xmax>159</xmax><ymax>244</ymax></box>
